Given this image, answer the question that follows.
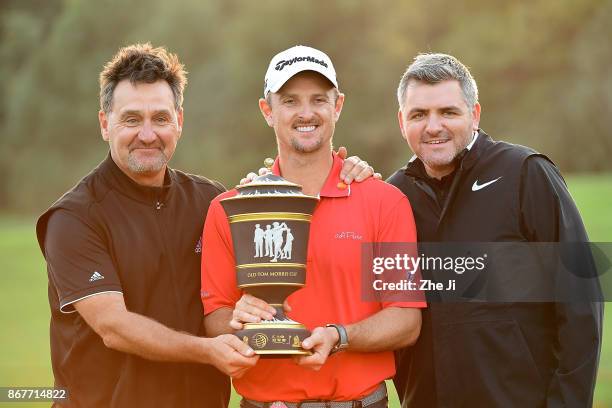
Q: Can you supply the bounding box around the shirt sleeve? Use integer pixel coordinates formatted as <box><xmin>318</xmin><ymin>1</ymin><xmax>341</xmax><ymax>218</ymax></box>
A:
<box><xmin>377</xmin><ymin>192</ymin><xmax>427</xmax><ymax>309</ymax></box>
<box><xmin>44</xmin><ymin>210</ymin><xmax>123</xmax><ymax>313</ymax></box>
<box><xmin>200</xmin><ymin>198</ymin><xmax>242</xmax><ymax>315</ymax></box>
<box><xmin>520</xmin><ymin>156</ymin><xmax>603</xmax><ymax>407</ymax></box>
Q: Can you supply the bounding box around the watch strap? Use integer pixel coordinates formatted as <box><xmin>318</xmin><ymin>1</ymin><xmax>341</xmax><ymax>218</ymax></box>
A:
<box><xmin>326</xmin><ymin>323</ymin><xmax>348</xmax><ymax>354</ymax></box>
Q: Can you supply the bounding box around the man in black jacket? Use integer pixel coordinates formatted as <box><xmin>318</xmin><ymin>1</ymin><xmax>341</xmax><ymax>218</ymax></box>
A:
<box><xmin>388</xmin><ymin>53</ymin><xmax>603</xmax><ymax>407</ymax></box>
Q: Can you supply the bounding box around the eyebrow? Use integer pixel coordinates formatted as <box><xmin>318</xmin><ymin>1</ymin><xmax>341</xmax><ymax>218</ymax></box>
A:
<box><xmin>440</xmin><ymin>105</ymin><xmax>462</xmax><ymax>111</ymax></box>
<box><xmin>119</xmin><ymin>109</ymin><xmax>173</xmax><ymax>117</ymax></box>
<box><xmin>406</xmin><ymin>107</ymin><xmax>427</xmax><ymax>116</ymax></box>
<box><xmin>278</xmin><ymin>92</ymin><xmax>329</xmax><ymax>99</ymax></box>
<box><xmin>407</xmin><ymin>105</ymin><xmax>463</xmax><ymax>115</ymax></box>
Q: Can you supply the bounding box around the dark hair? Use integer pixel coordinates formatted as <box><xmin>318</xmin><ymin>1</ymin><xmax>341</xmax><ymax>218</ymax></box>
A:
<box><xmin>99</xmin><ymin>43</ymin><xmax>187</xmax><ymax>113</ymax></box>
<box><xmin>397</xmin><ymin>53</ymin><xmax>478</xmax><ymax>111</ymax></box>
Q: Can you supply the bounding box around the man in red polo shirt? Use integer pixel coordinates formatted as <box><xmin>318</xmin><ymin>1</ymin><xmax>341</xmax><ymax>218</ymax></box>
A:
<box><xmin>201</xmin><ymin>45</ymin><xmax>425</xmax><ymax>407</ymax></box>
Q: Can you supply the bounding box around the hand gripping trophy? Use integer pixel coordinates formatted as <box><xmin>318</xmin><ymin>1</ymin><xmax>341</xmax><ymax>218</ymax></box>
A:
<box><xmin>220</xmin><ymin>159</ymin><xmax>318</xmax><ymax>356</ymax></box>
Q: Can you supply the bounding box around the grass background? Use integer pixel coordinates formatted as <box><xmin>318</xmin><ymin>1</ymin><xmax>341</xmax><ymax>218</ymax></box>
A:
<box><xmin>0</xmin><ymin>174</ymin><xmax>610</xmax><ymax>407</ymax></box>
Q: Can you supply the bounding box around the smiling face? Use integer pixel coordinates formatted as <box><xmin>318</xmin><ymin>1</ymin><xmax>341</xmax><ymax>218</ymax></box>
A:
<box><xmin>398</xmin><ymin>80</ymin><xmax>480</xmax><ymax>179</ymax></box>
<box><xmin>98</xmin><ymin>80</ymin><xmax>183</xmax><ymax>186</ymax></box>
<box><xmin>259</xmin><ymin>71</ymin><xmax>344</xmax><ymax>155</ymax></box>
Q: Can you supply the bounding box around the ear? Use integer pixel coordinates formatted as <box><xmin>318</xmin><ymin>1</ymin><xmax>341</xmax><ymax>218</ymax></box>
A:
<box><xmin>471</xmin><ymin>102</ymin><xmax>481</xmax><ymax>131</ymax></box>
<box><xmin>99</xmin><ymin>110</ymin><xmax>110</xmax><ymax>141</ymax></box>
<box><xmin>397</xmin><ymin>109</ymin><xmax>408</xmax><ymax>142</ymax></box>
<box><xmin>176</xmin><ymin>107</ymin><xmax>184</xmax><ymax>138</ymax></box>
<box><xmin>333</xmin><ymin>93</ymin><xmax>345</xmax><ymax>122</ymax></box>
<box><xmin>259</xmin><ymin>98</ymin><xmax>274</xmax><ymax>127</ymax></box>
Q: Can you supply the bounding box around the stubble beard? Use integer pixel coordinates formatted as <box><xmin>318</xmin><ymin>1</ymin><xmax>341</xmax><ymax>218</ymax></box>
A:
<box><xmin>421</xmin><ymin>128</ymin><xmax>472</xmax><ymax>170</ymax></box>
<box><xmin>290</xmin><ymin>136</ymin><xmax>324</xmax><ymax>154</ymax></box>
<box><xmin>421</xmin><ymin>147</ymin><xmax>459</xmax><ymax>170</ymax></box>
<box><xmin>127</xmin><ymin>150</ymin><xmax>168</xmax><ymax>174</ymax></box>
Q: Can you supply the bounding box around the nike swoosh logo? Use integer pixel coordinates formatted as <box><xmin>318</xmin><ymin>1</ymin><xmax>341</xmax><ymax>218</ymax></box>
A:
<box><xmin>472</xmin><ymin>177</ymin><xmax>502</xmax><ymax>191</ymax></box>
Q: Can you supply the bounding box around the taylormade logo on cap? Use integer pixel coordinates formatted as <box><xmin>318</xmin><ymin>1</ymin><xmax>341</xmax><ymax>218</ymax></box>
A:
<box><xmin>275</xmin><ymin>56</ymin><xmax>328</xmax><ymax>72</ymax></box>
<box><xmin>264</xmin><ymin>45</ymin><xmax>338</xmax><ymax>97</ymax></box>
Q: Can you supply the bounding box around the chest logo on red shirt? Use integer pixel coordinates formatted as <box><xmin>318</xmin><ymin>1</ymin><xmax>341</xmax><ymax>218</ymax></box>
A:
<box><xmin>254</xmin><ymin>222</ymin><xmax>295</xmax><ymax>262</ymax></box>
<box><xmin>334</xmin><ymin>231</ymin><xmax>363</xmax><ymax>240</ymax></box>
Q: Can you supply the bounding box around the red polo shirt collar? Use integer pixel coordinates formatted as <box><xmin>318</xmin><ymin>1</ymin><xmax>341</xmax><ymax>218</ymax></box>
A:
<box><xmin>271</xmin><ymin>152</ymin><xmax>350</xmax><ymax>198</ymax></box>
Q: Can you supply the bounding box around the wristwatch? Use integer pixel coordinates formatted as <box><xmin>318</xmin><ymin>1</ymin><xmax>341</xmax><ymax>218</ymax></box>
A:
<box><xmin>326</xmin><ymin>323</ymin><xmax>349</xmax><ymax>354</ymax></box>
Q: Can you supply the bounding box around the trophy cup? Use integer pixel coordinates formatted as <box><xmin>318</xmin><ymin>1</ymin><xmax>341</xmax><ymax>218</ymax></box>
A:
<box><xmin>220</xmin><ymin>159</ymin><xmax>318</xmax><ymax>356</ymax></box>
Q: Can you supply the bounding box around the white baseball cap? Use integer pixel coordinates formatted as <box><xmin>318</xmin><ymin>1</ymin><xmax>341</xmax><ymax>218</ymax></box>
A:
<box><xmin>263</xmin><ymin>45</ymin><xmax>338</xmax><ymax>97</ymax></box>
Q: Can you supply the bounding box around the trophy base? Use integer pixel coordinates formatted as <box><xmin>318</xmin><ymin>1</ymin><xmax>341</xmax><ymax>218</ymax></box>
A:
<box><xmin>236</xmin><ymin>321</ymin><xmax>311</xmax><ymax>357</ymax></box>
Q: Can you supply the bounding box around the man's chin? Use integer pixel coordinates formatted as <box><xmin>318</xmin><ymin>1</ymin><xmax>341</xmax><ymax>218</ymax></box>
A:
<box><xmin>291</xmin><ymin>140</ymin><xmax>323</xmax><ymax>154</ymax></box>
<box><xmin>422</xmin><ymin>154</ymin><xmax>456</xmax><ymax>170</ymax></box>
<box><xmin>127</xmin><ymin>157</ymin><xmax>167</xmax><ymax>174</ymax></box>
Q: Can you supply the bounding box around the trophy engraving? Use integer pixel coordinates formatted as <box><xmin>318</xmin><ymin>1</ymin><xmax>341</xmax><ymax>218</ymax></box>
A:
<box><xmin>253</xmin><ymin>222</ymin><xmax>294</xmax><ymax>261</ymax></box>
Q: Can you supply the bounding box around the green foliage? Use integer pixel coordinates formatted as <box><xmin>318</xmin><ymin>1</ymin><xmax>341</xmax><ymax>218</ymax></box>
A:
<box><xmin>0</xmin><ymin>0</ymin><xmax>611</xmax><ymax>213</ymax></box>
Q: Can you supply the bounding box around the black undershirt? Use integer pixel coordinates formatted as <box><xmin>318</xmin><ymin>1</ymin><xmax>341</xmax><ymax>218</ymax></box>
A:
<box><xmin>412</xmin><ymin>159</ymin><xmax>457</xmax><ymax>209</ymax></box>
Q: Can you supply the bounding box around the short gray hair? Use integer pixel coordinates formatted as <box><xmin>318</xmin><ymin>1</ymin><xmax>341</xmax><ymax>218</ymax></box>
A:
<box><xmin>397</xmin><ymin>53</ymin><xmax>478</xmax><ymax>111</ymax></box>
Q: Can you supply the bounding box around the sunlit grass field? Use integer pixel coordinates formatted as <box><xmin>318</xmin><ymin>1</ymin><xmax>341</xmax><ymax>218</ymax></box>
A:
<box><xmin>0</xmin><ymin>174</ymin><xmax>610</xmax><ymax>407</ymax></box>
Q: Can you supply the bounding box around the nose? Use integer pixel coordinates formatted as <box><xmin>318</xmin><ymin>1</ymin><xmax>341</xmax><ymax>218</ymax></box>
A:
<box><xmin>297</xmin><ymin>103</ymin><xmax>316</xmax><ymax>121</ymax></box>
<box><xmin>424</xmin><ymin>114</ymin><xmax>443</xmax><ymax>135</ymax></box>
<box><xmin>138</xmin><ymin>119</ymin><xmax>157</xmax><ymax>144</ymax></box>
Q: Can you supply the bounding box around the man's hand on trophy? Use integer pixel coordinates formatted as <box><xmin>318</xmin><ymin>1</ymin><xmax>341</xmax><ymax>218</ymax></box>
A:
<box><xmin>282</xmin><ymin>298</ymin><xmax>292</xmax><ymax>313</ymax></box>
<box><xmin>205</xmin><ymin>334</ymin><xmax>259</xmax><ymax>378</ymax></box>
<box><xmin>230</xmin><ymin>293</ymin><xmax>277</xmax><ymax>330</ymax></box>
<box><xmin>238</xmin><ymin>146</ymin><xmax>380</xmax><ymax>185</ymax></box>
<box><xmin>293</xmin><ymin>326</ymin><xmax>340</xmax><ymax>371</ymax></box>
<box><xmin>239</xmin><ymin>167</ymin><xmax>269</xmax><ymax>185</ymax></box>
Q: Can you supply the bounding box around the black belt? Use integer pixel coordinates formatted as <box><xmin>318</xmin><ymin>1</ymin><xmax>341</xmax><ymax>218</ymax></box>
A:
<box><xmin>241</xmin><ymin>383</ymin><xmax>387</xmax><ymax>408</ymax></box>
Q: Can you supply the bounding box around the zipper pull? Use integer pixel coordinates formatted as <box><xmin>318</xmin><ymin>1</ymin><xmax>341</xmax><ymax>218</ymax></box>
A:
<box><xmin>155</xmin><ymin>201</ymin><xmax>164</xmax><ymax>210</ymax></box>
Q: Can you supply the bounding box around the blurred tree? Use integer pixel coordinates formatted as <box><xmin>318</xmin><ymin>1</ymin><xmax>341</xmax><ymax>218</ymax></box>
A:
<box><xmin>0</xmin><ymin>0</ymin><xmax>610</xmax><ymax>213</ymax></box>
<box><xmin>0</xmin><ymin>0</ymin><xmax>63</xmax><ymax>207</ymax></box>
